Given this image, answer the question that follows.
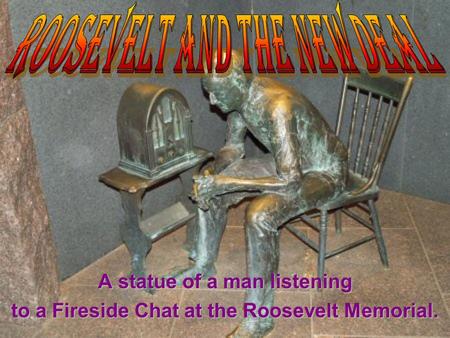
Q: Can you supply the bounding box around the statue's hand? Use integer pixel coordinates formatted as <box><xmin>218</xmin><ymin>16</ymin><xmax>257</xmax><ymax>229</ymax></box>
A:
<box><xmin>192</xmin><ymin>175</ymin><xmax>219</xmax><ymax>210</ymax></box>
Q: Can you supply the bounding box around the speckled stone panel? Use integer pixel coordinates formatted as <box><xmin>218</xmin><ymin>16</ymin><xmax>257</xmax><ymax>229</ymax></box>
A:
<box><xmin>0</xmin><ymin>0</ymin><xmax>59</xmax><ymax>328</ymax></box>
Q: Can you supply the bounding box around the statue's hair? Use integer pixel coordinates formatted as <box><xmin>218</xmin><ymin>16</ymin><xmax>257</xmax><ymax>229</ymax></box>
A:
<box><xmin>202</xmin><ymin>50</ymin><xmax>248</xmax><ymax>92</ymax></box>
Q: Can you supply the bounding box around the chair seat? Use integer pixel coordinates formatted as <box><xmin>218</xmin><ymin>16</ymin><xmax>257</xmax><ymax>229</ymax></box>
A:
<box><xmin>320</xmin><ymin>171</ymin><xmax>379</xmax><ymax>211</ymax></box>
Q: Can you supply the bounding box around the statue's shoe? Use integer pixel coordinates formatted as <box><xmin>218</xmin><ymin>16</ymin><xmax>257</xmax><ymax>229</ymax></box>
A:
<box><xmin>226</xmin><ymin>323</ymin><xmax>274</xmax><ymax>338</ymax></box>
<box><xmin>170</xmin><ymin>264</ymin><xmax>217</xmax><ymax>286</ymax></box>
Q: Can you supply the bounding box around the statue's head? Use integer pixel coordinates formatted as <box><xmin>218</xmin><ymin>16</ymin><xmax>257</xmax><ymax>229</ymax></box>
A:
<box><xmin>201</xmin><ymin>50</ymin><xmax>249</xmax><ymax>113</ymax></box>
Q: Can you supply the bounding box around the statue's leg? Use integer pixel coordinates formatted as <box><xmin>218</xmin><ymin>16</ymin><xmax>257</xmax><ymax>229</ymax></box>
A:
<box><xmin>193</xmin><ymin>198</ymin><xmax>229</xmax><ymax>272</ymax></box>
<box><xmin>173</xmin><ymin>193</ymin><xmax>247</xmax><ymax>281</ymax></box>
<box><xmin>229</xmin><ymin>172</ymin><xmax>340</xmax><ymax>338</ymax></box>
<box><xmin>234</xmin><ymin>194</ymin><xmax>293</xmax><ymax>337</ymax></box>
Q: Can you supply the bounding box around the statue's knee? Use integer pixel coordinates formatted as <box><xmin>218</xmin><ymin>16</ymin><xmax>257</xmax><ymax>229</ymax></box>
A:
<box><xmin>246</xmin><ymin>201</ymin><xmax>262</xmax><ymax>224</ymax></box>
<box><xmin>245</xmin><ymin>204</ymin><xmax>276</xmax><ymax>234</ymax></box>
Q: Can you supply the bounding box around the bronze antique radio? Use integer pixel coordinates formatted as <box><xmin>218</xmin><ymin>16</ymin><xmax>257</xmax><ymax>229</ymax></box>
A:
<box><xmin>117</xmin><ymin>83</ymin><xmax>198</xmax><ymax>179</ymax></box>
<box><xmin>100</xmin><ymin>83</ymin><xmax>212</xmax><ymax>291</ymax></box>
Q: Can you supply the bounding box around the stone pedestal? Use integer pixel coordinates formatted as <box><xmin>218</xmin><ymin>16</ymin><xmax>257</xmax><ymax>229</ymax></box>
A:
<box><xmin>0</xmin><ymin>0</ymin><xmax>59</xmax><ymax>333</ymax></box>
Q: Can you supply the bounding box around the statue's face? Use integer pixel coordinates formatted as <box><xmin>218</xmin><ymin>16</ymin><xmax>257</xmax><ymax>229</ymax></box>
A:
<box><xmin>201</xmin><ymin>75</ymin><xmax>243</xmax><ymax>113</ymax></box>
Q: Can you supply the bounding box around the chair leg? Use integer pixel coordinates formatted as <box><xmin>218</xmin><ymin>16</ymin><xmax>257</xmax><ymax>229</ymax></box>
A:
<box><xmin>335</xmin><ymin>210</ymin><xmax>342</xmax><ymax>234</ymax></box>
<box><xmin>368</xmin><ymin>199</ymin><xmax>389</xmax><ymax>268</ymax></box>
<box><xmin>318</xmin><ymin>209</ymin><xmax>328</xmax><ymax>281</ymax></box>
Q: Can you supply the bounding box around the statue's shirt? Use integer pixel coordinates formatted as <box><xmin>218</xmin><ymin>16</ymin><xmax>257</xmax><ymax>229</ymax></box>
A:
<box><xmin>239</xmin><ymin>77</ymin><xmax>347</xmax><ymax>181</ymax></box>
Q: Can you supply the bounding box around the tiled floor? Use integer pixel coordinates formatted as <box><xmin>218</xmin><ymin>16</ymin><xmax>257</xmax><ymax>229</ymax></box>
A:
<box><xmin>6</xmin><ymin>190</ymin><xmax>450</xmax><ymax>337</ymax></box>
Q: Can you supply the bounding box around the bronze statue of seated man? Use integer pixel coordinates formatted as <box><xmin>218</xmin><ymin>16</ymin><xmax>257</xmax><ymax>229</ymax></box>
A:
<box><xmin>175</xmin><ymin>51</ymin><xmax>348</xmax><ymax>338</ymax></box>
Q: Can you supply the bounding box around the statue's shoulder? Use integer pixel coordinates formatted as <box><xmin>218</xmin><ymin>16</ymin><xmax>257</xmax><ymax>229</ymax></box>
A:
<box><xmin>252</xmin><ymin>77</ymin><xmax>310</xmax><ymax>103</ymax></box>
<box><xmin>253</xmin><ymin>77</ymin><xmax>301</xmax><ymax>105</ymax></box>
<box><xmin>252</xmin><ymin>76</ymin><xmax>294</xmax><ymax>94</ymax></box>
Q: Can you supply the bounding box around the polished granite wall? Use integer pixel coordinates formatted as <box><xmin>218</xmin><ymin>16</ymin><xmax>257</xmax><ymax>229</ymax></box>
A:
<box><xmin>0</xmin><ymin>0</ymin><xmax>58</xmax><ymax>328</ymax></box>
<box><xmin>7</xmin><ymin>0</ymin><xmax>449</xmax><ymax>279</ymax></box>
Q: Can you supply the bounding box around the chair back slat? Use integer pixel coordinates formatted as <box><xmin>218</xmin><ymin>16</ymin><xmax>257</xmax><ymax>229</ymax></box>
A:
<box><xmin>336</xmin><ymin>77</ymin><xmax>348</xmax><ymax>136</ymax></box>
<box><xmin>373</xmin><ymin>77</ymin><xmax>413</xmax><ymax>183</ymax></box>
<box><xmin>347</xmin><ymin>88</ymin><xmax>360</xmax><ymax>160</ymax></box>
<box><xmin>335</xmin><ymin>72</ymin><xmax>413</xmax><ymax>188</ymax></box>
<box><xmin>372</xmin><ymin>100</ymin><xmax>394</xmax><ymax>177</ymax></box>
<box><xmin>362</xmin><ymin>95</ymin><xmax>383</xmax><ymax>176</ymax></box>
<box><xmin>354</xmin><ymin>92</ymin><xmax>372</xmax><ymax>172</ymax></box>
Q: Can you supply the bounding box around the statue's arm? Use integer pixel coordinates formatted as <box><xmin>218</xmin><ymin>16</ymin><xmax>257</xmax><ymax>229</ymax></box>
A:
<box><xmin>206</xmin><ymin>109</ymin><xmax>302</xmax><ymax>195</ymax></box>
<box><xmin>214</xmin><ymin>112</ymin><xmax>247</xmax><ymax>172</ymax></box>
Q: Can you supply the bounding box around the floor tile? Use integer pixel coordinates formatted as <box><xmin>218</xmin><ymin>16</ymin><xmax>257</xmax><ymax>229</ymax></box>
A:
<box><xmin>170</xmin><ymin>289</ymin><xmax>244</xmax><ymax>338</ymax></box>
<box><xmin>147</xmin><ymin>227</ymin><xmax>193</xmax><ymax>277</ymax></box>
<box><xmin>444</xmin><ymin>294</ymin><xmax>450</xmax><ymax>316</ymax></box>
<box><xmin>376</xmin><ymin>189</ymin><xmax>414</xmax><ymax>228</ymax></box>
<box><xmin>214</xmin><ymin>227</ymin><xmax>247</xmax><ymax>283</ymax></box>
<box><xmin>327</xmin><ymin>189</ymin><xmax>413</xmax><ymax>230</ymax></box>
<box><xmin>278</xmin><ymin>230</ymin><xmax>316</xmax><ymax>280</ymax></box>
<box><xmin>313</xmin><ymin>336</ymin><xmax>369</xmax><ymax>338</ymax></box>
<box><xmin>311</xmin><ymin>264</ymin><xmax>450</xmax><ymax>336</ymax></box>
<box><xmin>270</xmin><ymin>292</ymin><xmax>312</xmax><ymax>337</ymax></box>
<box><xmin>310</xmin><ymin>229</ymin><xmax>450</xmax><ymax>336</ymax></box>
<box><xmin>170</xmin><ymin>289</ymin><xmax>311</xmax><ymax>338</ymax></box>
<box><xmin>404</xmin><ymin>194</ymin><xmax>450</xmax><ymax>294</ymax></box>
<box><xmin>0</xmin><ymin>323</ymin><xmax>39</xmax><ymax>338</ymax></box>
<box><xmin>37</xmin><ymin>285</ymin><xmax>182</xmax><ymax>338</ymax></box>
<box><xmin>227</xmin><ymin>201</ymin><xmax>249</xmax><ymax>227</ymax></box>
<box><xmin>311</xmin><ymin>227</ymin><xmax>431</xmax><ymax>272</ymax></box>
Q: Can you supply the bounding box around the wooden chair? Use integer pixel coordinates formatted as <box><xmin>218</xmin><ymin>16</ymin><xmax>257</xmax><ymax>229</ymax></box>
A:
<box><xmin>285</xmin><ymin>72</ymin><xmax>414</xmax><ymax>279</ymax></box>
